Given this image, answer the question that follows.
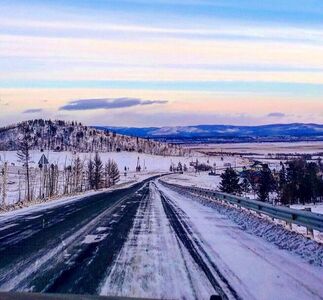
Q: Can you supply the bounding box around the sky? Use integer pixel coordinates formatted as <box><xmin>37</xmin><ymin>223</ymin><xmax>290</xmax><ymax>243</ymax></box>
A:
<box><xmin>1</xmin><ymin>0</ymin><xmax>323</xmax><ymax>127</ymax></box>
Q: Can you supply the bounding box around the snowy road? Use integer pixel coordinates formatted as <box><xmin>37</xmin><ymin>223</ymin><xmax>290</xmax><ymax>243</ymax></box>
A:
<box><xmin>0</xmin><ymin>178</ymin><xmax>322</xmax><ymax>299</ymax></box>
<box><xmin>0</xmin><ymin>179</ymin><xmax>152</xmax><ymax>294</ymax></box>
<box><xmin>155</xmin><ymin>182</ymin><xmax>323</xmax><ymax>300</ymax></box>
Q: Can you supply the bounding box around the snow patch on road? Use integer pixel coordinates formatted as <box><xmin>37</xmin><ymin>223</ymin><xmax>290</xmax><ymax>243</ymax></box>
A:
<box><xmin>99</xmin><ymin>182</ymin><xmax>215</xmax><ymax>299</ymax></box>
<box><xmin>83</xmin><ymin>234</ymin><xmax>108</xmax><ymax>244</ymax></box>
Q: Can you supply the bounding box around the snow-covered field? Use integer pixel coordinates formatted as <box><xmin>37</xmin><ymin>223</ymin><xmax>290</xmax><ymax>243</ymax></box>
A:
<box><xmin>0</xmin><ymin>150</ymin><xmax>242</xmax><ymax>172</ymax></box>
<box><xmin>0</xmin><ymin>150</ymin><xmax>244</xmax><ymax>207</ymax></box>
<box><xmin>162</xmin><ymin>172</ymin><xmax>222</xmax><ymax>189</ymax></box>
<box><xmin>291</xmin><ymin>203</ymin><xmax>323</xmax><ymax>215</ymax></box>
<box><xmin>189</xmin><ymin>141</ymin><xmax>323</xmax><ymax>155</ymax></box>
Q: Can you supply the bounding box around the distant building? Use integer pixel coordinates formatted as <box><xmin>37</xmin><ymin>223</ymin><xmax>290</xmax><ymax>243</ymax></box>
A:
<box><xmin>250</xmin><ymin>161</ymin><xmax>264</xmax><ymax>171</ymax></box>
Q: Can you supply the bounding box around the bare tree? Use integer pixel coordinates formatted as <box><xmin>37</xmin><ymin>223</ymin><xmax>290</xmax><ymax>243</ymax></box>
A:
<box><xmin>1</xmin><ymin>161</ymin><xmax>8</xmax><ymax>205</ymax></box>
<box><xmin>73</xmin><ymin>156</ymin><xmax>83</xmax><ymax>193</ymax></box>
<box><xmin>17</xmin><ymin>126</ymin><xmax>32</xmax><ymax>202</ymax></box>
<box><xmin>48</xmin><ymin>164</ymin><xmax>59</xmax><ymax>197</ymax></box>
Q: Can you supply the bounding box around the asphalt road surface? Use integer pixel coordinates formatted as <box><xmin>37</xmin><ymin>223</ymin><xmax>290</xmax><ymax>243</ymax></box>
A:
<box><xmin>0</xmin><ymin>179</ymin><xmax>154</xmax><ymax>294</ymax></box>
<box><xmin>0</xmin><ymin>178</ymin><xmax>322</xmax><ymax>300</ymax></box>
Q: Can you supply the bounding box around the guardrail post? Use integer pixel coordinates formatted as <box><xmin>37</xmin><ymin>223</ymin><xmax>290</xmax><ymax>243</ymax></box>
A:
<box><xmin>302</xmin><ymin>208</ymin><xmax>314</xmax><ymax>238</ymax></box>
<box><xmin>286</xmin><ymin>221</ymin><xmax>292</xmax><ymax>230</ymax></box>
<box><xmin>307</xmin><ymin>227</ymin><xmax>314</xmax><ymax>239</ymax></box>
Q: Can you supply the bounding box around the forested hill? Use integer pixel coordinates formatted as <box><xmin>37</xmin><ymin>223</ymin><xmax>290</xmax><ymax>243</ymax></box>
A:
<box><xmin>0</xmin><ymin>119</ymin><xmax>185</xmax><ymax>156</ymax></box>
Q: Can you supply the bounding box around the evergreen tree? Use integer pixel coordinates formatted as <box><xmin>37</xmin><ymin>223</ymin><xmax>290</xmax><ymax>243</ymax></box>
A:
<box><xmin>257</xmin><ymin>164</ymin><xmax>275</xmax><ymax>202</ymax></box>
<box><xmin>87</xmin><ymin>158</ymin><xmax>95</xmax><ymax>190</ymax></box>
<box><xmin>93</xmin><ymin>152</ymin><xmax>103</xmax><ymax>190</ymax></box>
<box><xmin>285</xmin><ymin>159</ymin><xmax>305</xmax><ymax>203</ymax></box>
<box><xmin>277</xmin><ymin>162</ymin><xmax>287</xmax><ymax>203</ymax></box>
<box><xmin>278</xmin><ymin>162</ymin><xmax>287</xmax><ymax>189</ymax></box>
<box><xmin>219</xmin><ymin>168</ymin><xmax>241</xmax><ymax>195</ymax></box>
<box><xmin>105</xmin><ymin>159</ymin><xmax>120</xmax><ymax>187</ymax></box>
<box><xmin>109</xmin><ymin>160</ymin><xmax>120</xmax><ymax>185</ymax></box>
<box><xmin>302</xmin><ymin>162</ymin><xmax>319</xmax><ymax>204</ymax></box>
<box><xmin>241</xmin><ymin>176</ymin><xmax>251</xmax><ymax>196</ymax></box>
<box><xmin>104</xmin><ymin>160</ymin><xmax>112</xmax><ymax>187</ymax></box>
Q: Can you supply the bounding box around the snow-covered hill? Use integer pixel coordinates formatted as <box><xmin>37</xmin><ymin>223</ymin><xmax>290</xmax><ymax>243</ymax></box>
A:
<box><xmin>0</xmin><ymin>119</ymin><xmax>185</xmax><ymax>156</ymax></box>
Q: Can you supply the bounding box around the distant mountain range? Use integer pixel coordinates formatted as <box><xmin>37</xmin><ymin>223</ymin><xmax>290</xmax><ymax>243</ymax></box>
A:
<box><xmin>96</xmin><ymin>123</ymin><xmax>323</xmax><ymax>144</ymax></box>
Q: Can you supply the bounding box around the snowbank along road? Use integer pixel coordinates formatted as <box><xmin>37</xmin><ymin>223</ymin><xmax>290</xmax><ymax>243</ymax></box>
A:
<box><xmin>0</xmin><ymin>177</ymin><xmax>322</xmax><ymax>300</ymax></box>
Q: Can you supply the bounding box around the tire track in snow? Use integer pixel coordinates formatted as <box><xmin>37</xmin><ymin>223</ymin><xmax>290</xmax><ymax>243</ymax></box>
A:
<box><xmin>158</xmin><ymin>181</ymin><xmax>323</xmax><ymax>300</ymax></box>
<box><xmin>100</xmin><ymin>182</ymin><xmax>215</xmax><ymax>299</ymax></box>
<box><xmin>168</xmin><ymin>184</ymin><xmax>323</xmax><ymax>300</ymax></box>
<box><xmin>158</xmin><ymin>186</ymin><xmax>240</xmax><ymax>300</ymax></box>
<box><xmin>0</xmin><ymin>182</ymin><xmax>150</xmax><ymax>293</ymax></box>
<box><xmin>43</xmin><ymin>186</ymin><xmax>149</xmax><ymax>294</ymax></box>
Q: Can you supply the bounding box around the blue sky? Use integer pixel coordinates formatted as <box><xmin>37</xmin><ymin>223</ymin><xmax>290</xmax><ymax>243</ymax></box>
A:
<box><xmin>1</xmin><ymin>0</ymin><xmax>323</xmax><ymax>126</ymax></box>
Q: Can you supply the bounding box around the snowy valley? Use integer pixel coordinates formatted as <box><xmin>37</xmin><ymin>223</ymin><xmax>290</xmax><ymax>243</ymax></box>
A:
<box><xmin>0</xmin><ymin>119</ymin><xmax>323</xmax><ymax>300</ymax></box>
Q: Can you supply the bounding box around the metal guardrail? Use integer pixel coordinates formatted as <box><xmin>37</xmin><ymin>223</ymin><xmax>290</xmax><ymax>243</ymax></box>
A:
<box><xmin>161</xmin><ymin>181</ymin><xmax>323</xmax><ymax>235</ymax></box>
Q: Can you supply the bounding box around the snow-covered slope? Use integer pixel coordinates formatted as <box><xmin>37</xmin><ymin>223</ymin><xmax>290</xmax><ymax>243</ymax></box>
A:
<box><xmin>0</xmin><ymin>119</ymin><xmax>184</xmax><ymax>156</ymax></box>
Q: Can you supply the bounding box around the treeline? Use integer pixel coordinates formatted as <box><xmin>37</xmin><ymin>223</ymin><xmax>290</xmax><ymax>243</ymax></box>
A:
<box><xmin>0</xmin><ymin>119</ymin><xmax>186</xmax><ymax>156</ymax></box>
<box><xmin>219</xmin><ymin>158</ymin><xmax>323</xmax><ymax>205</ymax></box>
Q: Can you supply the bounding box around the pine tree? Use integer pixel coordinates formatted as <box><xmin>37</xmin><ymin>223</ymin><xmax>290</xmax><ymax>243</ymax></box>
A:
<box><xmin>241</xmin><ymin>176</ymin><xmax>250</xmax><ymax>196</ymax></box>
<box><xmin>257</xmin><ymin>164</ymin><xmax>275</xmax><ymax>202</ymax></box>
<box><xmin>87</xmin><ymin>158</ymin><xmax>95</xmax><ymax>190</ymax></box>
<box><xmin>105</xmin><ymin>159</ymin><xmax>120</xmax><ymax>187</ymax></box>
<box><xmin>278</xmin><ymin>162</ymin><xmax>287</xmax><ymax>189</ymax></box>
<box><xmin>277</xmin><ymin>162</ymin><xmax>287</xmax><ymax>203</ymax></box>
<box><xmin>219</xmin><ymin>168</ymin><xmax>241</xmax><ymax>195</ymax></box>
<box><xmin>302</xmin><ymin>162</ymin><xmax>319</xmax><ymax>204</ymax></box>
<box><xmin>109</xmin><ymin>160</ymin><xmax>120</xmax><ymax>185</ymax></box>
<box><xmin>93</xmin><ymin>152</ymin><xmax>103</xmax><ymax>190</ymax></box>
<box><xmin>105</xmin><ymin>160</ymin><xmax>112</xmax><ymax>187</ymax></box>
